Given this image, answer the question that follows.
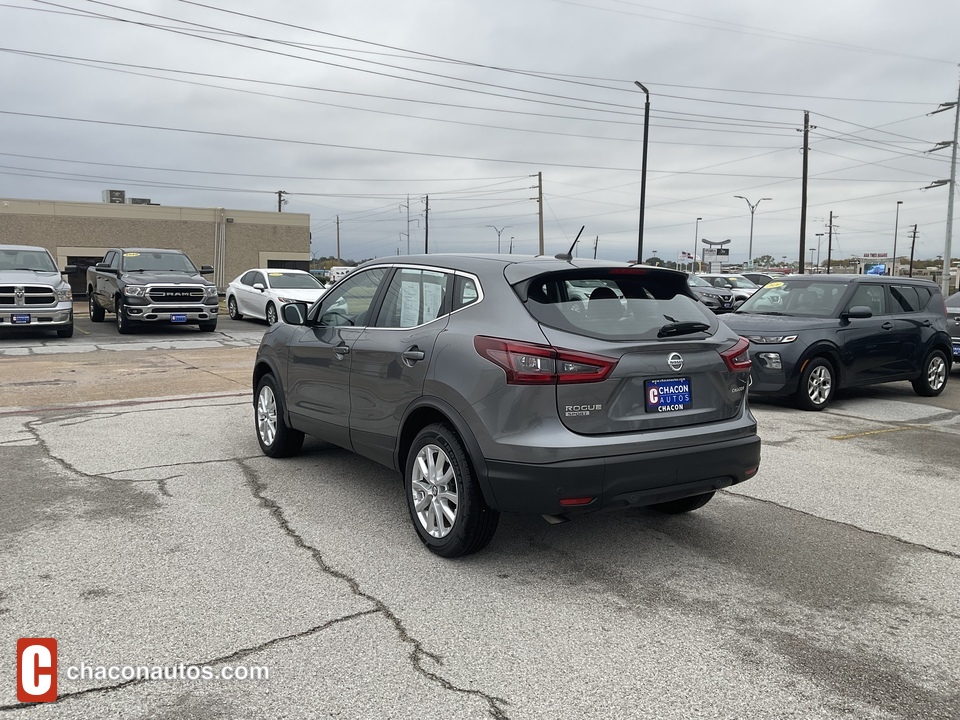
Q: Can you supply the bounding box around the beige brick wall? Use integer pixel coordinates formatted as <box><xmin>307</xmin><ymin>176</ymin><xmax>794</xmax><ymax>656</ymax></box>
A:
<box><xmin>0</xmin><ymin>198</ymin><xmax>310</xmax><ymax>289</ymax></box>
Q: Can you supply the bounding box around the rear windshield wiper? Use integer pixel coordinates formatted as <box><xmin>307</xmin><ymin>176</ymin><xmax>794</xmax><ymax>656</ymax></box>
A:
<box><xmin>658</xmin><ymin>321</ymin><xmax>710</xmax><ymax>337</ymax></box>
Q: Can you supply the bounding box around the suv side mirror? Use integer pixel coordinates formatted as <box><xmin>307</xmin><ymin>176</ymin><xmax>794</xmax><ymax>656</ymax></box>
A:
<box><xmin>842</xmin><ymin>305</ymin><xmax>873</xmax><ymax>319</ymax></box>
<box><xmin>95</xmin><ymin>263</ymin><xmax>117</xmax><ymax>274</ymax></box>
<box><xmin>62</xmin><ymin>264</ymin><xmax>78</xmax><ymax>274</ymax></box>
<box><xmin>282</xmin><ymin>302</ymin><xmax>309</xmax><ymax>326</ymax></box>
<box><xmin>199</xmin><ymin>265</ymin><xmax>215</xmax><ymax>275</ymax></box>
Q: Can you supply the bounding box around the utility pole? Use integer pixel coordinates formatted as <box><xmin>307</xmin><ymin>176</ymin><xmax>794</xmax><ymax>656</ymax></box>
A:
<box><xmin>537</xmin><ymin>172</ymin><xmax>544</xmax><ymax>255</ymax></box>
<box><xmin>943</xmin><ymin>77</ymin><xmax>959</xmax><ymax>294</ymax></box>
<box><xmin>336</xmin><ymin>216</ymin><xmax>341</xmax><ymax>260</ymax></box>
<box><xmin>423</xmin><ymin>195</ymin><xmax>430</xmax><ymax>254</ymax></box>
<box><xmin>815</xmin><ymin>232</ymin><xmax>824</xmax><ymax>268</ymax></box>
<box><xmin>826</xmin><ymin>211</ymin><xmax>834</xmax><ymax>274</ymax></box>
<box><xmin>277</xmin><ymin>190</ymin><xmax>288</xmax><ymax>212</ymax></box>
<box><xmin>400</xmin><ymin>195</ymin><xmax>411</xmax><ymax>254</ymax></box>
<box><xmin>892</xmin><ymin>201</ymin><xmax>903</xmax><ymax>276</ymax></box>
<box><xmin>909</xmin><ymin>224</ymin><xmax>918</xmax><ymax>277</ymax></box>
<box><xmin>593</xmin><ymin>235</ymin><xmax>599</xmax><ymax>259</ymax></box>
<box><xmin>798</xmin><ymin>111</ymin><xmax>811</xmax><ymax>274</ymax></box>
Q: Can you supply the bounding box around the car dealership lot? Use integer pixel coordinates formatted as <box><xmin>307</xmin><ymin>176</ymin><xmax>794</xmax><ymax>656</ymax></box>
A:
<box><xmin>1</xmin><ymin>323</ymin><xmax>959</xmax><ymax>718</ymax></box>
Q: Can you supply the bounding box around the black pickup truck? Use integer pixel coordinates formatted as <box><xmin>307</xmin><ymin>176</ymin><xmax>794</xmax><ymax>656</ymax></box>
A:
<box><xmin>86</xmin><ymin>248</ymin><xmax>219</xmax><ymax>334</ymax></box>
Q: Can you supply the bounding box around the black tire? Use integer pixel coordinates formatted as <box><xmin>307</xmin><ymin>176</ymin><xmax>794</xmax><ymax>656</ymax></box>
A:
<box><xmin>56</xmin><ymin>322</ymin><xmax>74</xmax><ymax>339</ymax></box>
<box><xmin>912</xmin><ymin>349</ymin><xmax>948</xmax><ymax>397</ymax></box>
<box><xmin>795</xmin><ymin>357</ymin><xmax>835</xmax><ymax>411</ymax></box>
<box><xmin>254</xmin><ymin>373</ymin><xmax>304</xmax><ymax>458</ymax></box>
<box><xmin>227</xmin><ymin>296</ymin><xmax>243</xmax><ymax>320</ymax></box>
<box><xmin>88</xmin><ymin>290</ymin><xmax>105</xmax><ymax>322</ymax></box>
<box><xmin>405</xmin><ymin>423</ymin><xmax>499</xmax><ymax>558</ymax></box>
<box><xmin>116</xmin><ymin>297</ymin><xmax>137</xmax><ymax>335</ymax></box>
<box><xmin>650</xmin><ymin>491</ymin><xmax>715</xmax><ymax>514</ymax></box>
<box><xmin>199</xmin><ymin>321</ymin><xmax>217</xmax><ymax>333</ymax></box>
<box><xmin>265</xmin><ymin>302</ymin><xmax>278</xmax><ymax>326</ymax></box>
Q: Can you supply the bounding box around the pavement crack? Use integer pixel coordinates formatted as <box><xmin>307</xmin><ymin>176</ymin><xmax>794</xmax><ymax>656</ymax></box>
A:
<box><xmin>238</xmin><ymin>459</ymin><xmax>511</xmax><ymax>720</ymax></box>
<box><xmin>0</xmin><ymin>610</ymin><xmax>379</xmax><ymax>712</ymax></box>
<box><xmin>723</xmin><ymin>490</ymin><xmax>960</xmax><ymax>559</ymax></box>
<box><xmin>164</xmin><ymin>354</ymin><xmax>247</xmax><ymax>387</ymax></box>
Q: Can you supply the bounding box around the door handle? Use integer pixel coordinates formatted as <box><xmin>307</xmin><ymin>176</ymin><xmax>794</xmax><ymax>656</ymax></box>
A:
<box><xmin>921</xmin><ymin>320</ymin><xmax>932</xmax><ymax>327</ymax></box>
<box><xmin>402</xmin><ymin>348</ymin><xmax>425</xmax><ymax>363</ymax></box>
<box><xmin>881</xmin><ymin>322</ymin><xmax>893</xmax><ymax>330</ymax></box>
<box><xmin>334</xmin><ymin>343</ymin><xmax>350</xmax><ymax>355</ymax></box>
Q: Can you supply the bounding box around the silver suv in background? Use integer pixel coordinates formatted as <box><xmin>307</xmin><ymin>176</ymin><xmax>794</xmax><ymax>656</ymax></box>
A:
<box><xmin>0</xmin><ymin>244</ymin><xmax>76</xmax><ymax>338</ymax></box>
<box><xmin>253</xmin><ymin>256</ymin><xmax>761</xmax><ymax>557</ymax></box>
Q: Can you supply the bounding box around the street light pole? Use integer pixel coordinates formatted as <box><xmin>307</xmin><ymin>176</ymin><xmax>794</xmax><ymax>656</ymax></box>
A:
<box><xmin>734</xmin><ymin>196</ymin><xmax>772</xmax><ymax>266</ymax></box>
<box><xmin>816</xmin><ymin>233</ymin><xmax>824</xmax><ymax>268</ymax></box>
<box><xmin>486</xmin><ymin>225</ymin><xmax>511</xmax><ymax>254</ymax></box>
<box><xmin>892</xmin><ymin>201</ymin><xmax>903</xmax><ymax>276</ymax></box>
<box><xmin>634</xmin><ymin>81</ymin><xmax>650</xmax><ymax>263</ymax></box>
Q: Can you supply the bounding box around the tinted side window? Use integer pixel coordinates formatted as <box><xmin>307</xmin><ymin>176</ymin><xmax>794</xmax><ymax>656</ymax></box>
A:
<box><xmin>914</xmin><ymin>286</ymin><xmax>932</xmax><ymax>310</ymax></box>
<box><xmin>889</xmin><ymin>285</ymin><xmax>920</xmax><ymax>313</ymax></box>
<box><xmin>452</xmin><ymin>276</ymin><xmax>480</xmax><ymax>311</ymax></box>
<box><xmin>375</xmin><ymin>269</ymin><xmax>449</xmax><ymax>328</ymax></box>
<box><xmin>240</xmin><ymin>271</ymin><xmax>257</xmax><ymax>285</ymax></box>
<box><xmin>318</xmin><ymin>267</ymin><xmax>388</xmax><ymax>327</ymax></box>
<box><xmin>106</xmin><ymin>251</ymin><xmax>119</xmax><ymax>270</ymax></box>
<box><xmin>847</xmin><ymin>284</ymin><xmax>886</xmax><ymax>315</ymax></box>
<box><xmin>251</xmin><ymin>272</ymin><xmax>266</xmax><ymax>287</ymax></box>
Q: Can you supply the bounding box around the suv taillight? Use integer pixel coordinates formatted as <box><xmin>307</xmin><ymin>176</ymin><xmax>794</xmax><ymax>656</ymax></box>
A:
<box><xmin>720</xmin><ymin>336</ymin><xmax>752</xmax><ymax>372</ymax></box>
<box><xmin>474</xmin><ymin>336</ymin><xmax>617</xmax><ymax>384</ymax></box>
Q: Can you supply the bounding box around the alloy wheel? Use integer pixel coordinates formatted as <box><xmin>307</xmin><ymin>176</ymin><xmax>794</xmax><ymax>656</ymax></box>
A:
<box><xmin>807</xmin><ymin>364</ymin><xmax>832</xmax><ymax>406</ymax></box>
<box><xmin>927</xmin><ymin>355</ymin><xmax>947</xmax><ymax>391</ymax></box>
<box><xmin>257</xmin><ymin>385</ymin><xmax>278</xmax><ymax>447</ymax></box>
<box><xmin>411</xmin><ymin>444</ymin><xmax>459</xmax><ymax>538</ymax></box>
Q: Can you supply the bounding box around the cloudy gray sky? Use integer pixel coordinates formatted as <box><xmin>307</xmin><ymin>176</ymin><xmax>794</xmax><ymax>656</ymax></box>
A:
<box><xmin>1</xmin><ymin>0</ymin><xmax>958</xmax><ymax>265</ymax></box>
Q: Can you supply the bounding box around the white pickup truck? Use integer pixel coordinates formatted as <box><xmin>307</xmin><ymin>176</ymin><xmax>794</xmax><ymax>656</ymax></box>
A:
<box><xmin>0</xmin><ymin>244</ymin><xmax>76</xmax><ymax>338</ymax></box>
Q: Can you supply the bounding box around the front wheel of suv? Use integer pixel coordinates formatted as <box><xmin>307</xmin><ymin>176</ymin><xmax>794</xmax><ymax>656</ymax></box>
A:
<box><xmin>255</xmin><ymin>373</ymin><xmax>304</xmax><ymax>458</ymax></box>
<box><xmin>796</xmin><ymin>357</ymin><xmax>835</xmax><ymax>411</ymax></box>
<box><xmin>405</xmin><ymin>423</ymin><xmax>499</xmax><ymax>558</ymax></box>
<box><xmin>912</xmin><ymin>349</ymin><xmax>948</xmax><ymax>397</ymax></box>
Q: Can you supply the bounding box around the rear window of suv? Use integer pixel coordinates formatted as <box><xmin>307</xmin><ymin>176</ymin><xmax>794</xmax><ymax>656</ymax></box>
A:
<box><xmin>521</xmin><ymin>269</ymin><xmax>715</xmax><ymax>340</ymax></box>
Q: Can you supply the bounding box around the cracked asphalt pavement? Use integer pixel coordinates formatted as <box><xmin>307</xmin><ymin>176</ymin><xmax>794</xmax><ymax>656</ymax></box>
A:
<box><xmin>1</xmin><ymin>320</ymin><xmax>959</xmax><ymax>718</ymax></box>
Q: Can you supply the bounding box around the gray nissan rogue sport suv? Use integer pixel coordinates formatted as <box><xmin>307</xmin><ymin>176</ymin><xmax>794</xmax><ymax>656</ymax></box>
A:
<box><xmin>253</xmin><ymin>256</ymin><xmax>761</xmax><ymax>557</ymax></box>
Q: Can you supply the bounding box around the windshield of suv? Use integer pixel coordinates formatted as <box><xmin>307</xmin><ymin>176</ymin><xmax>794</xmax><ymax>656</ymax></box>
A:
<box><xmin>0</xmin><ymin>249</ymin><xmax>58</xmax><ymax>272</ymax></box>
<box><xmin>120</xmin><ymin>251</ymin><xmax>198</xmax><ymax>273</ymax></box>
<box><xmin>523</xmin><ymin>269</ymin><xmax>715</xmax><ymax>340</ymax></box>
<box><xmin>737</xmin><ymin>280</ymin><xmax>847</xmax><ymax>317</ymax></box>
<box><xmin>267</xmin><ymin>272</ymin><xmax>324</xmax><ymax>289</ymax></box>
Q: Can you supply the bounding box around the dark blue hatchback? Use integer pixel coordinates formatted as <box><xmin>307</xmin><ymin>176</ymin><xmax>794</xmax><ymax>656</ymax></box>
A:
<box><xmin>724</xmin><ymin>275</ymin><xmax>952</xmax><ymax>410</ymax></box>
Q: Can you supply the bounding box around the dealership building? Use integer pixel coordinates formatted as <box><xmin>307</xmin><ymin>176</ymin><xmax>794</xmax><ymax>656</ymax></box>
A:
<box><xmin>0</xmin><ymin>194</ymin><xmax>311</xmax><ymax>295</ymax></box>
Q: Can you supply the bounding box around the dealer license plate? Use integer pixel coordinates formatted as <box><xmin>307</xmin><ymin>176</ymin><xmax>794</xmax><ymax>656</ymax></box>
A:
<box><xmin>645</xmin><ymin>377</ymin><xmax>692</xmax><ymax>413</ymax></box>
<box><xmin>11</xmin><ymin>314</ymin><xmax>31</xmax><ymax>324</ymax></box>
<box><xmin>953</xmin><ymin>343</ymin><xmax>960</xmax><ymax>359</ymax></box>
<box><xmin>170</xmin><ymin>314</ymin><xmax>187</xmax><ymax>323</ymax></box>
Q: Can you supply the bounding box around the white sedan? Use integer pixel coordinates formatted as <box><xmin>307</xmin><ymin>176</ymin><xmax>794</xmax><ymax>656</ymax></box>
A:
<box><xmin>226</xmin><ymin>269</ymin><xmax>326</xmax><ymax>325</ymax></box>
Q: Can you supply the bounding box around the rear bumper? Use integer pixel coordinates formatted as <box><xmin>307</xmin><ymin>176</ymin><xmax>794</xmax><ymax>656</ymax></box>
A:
<box><xmin>483</xmin><ymin>434</ymin><xmax>761</xmax><ymax>515</ymax></box>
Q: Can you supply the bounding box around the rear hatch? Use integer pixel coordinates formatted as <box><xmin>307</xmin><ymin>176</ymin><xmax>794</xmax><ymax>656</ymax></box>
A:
<box><xmin>511</xmin><ymin>265</ymin><xmax>750</xmax><ymax>434</ymax></box>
